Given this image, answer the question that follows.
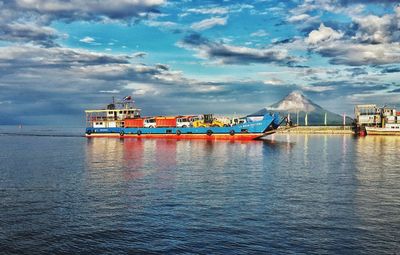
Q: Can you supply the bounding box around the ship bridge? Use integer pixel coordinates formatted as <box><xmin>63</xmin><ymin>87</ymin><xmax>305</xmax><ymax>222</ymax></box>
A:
<box><xmin>85</xmin><ymin>99</ymin><xmax>141</xmax><ymax>128</ymax></box>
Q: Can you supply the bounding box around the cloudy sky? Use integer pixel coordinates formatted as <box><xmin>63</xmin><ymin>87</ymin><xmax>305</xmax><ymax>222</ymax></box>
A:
<box><xmin>0</xmin><ymin>0</ymin><xmax>399</xmax><ymax>125</ymax></box>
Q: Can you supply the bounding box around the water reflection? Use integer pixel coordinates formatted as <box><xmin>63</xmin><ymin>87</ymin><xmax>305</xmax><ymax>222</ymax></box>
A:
<box><xmin>82</xmin><ymin>135</ymin><xmax>400</xmax><ymax>253</ymax></box>
<box><xmin>2</xmin><ymin>133</ymin><xmax>400</xmax><ymax>254</ymax></box>
<box><xmin>85</xmin><ymin>138</ymin><xmax>291</xmax><ymax>182</ymax></box>
<box><xmin>353</xmin><ymin>136</ymin><xmax>400</xmax><ymax>252</ymax></box>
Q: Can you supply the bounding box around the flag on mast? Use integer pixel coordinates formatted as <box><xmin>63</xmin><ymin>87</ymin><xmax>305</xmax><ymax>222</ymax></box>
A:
<box><xmin>123</xmin><ymin>95</ymin><xmax>132</xmax><ymax>101</ymax></box>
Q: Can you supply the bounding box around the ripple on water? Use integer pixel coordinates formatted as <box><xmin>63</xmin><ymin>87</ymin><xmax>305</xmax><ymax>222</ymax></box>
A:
<box><xmin>0</xmin><ymin>134</ymin><xmax>399</xmax><ymax>254</ymax></box>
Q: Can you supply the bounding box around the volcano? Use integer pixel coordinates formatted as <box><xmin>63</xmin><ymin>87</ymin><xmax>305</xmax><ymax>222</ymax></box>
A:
<box><xmin>253</xmin><ymin>91</ymin><xmax>352</xmax><ymax>125</ymax></box>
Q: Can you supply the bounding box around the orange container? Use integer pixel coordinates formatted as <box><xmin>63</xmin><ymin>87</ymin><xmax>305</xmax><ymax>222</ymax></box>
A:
<box><xmin>156</xmin><ymin>117</ymin><xmax>177</xmax><ymax>127</ymax></box>
<box><xmin>125</xmin><ymin>118</ymin><xmax>144</xmax><ymax>128</ymax></box>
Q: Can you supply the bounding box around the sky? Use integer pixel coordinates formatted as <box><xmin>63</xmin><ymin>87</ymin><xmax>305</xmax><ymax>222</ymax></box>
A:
<box><xmin>0</xmin><ymin>0</ymin><xmax>399</xmax><ymax>125</ymax></box>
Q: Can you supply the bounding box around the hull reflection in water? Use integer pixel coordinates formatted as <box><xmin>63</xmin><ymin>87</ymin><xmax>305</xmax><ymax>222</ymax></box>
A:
<box><xmin>85</xmin><ymin>138</ymin><xmax>270</xmax><ymax>183</ymax></box>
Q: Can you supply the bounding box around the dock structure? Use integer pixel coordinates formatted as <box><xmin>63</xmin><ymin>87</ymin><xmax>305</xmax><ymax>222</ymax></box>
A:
<box><xmin>354</xmin><ymin>105</ymin><xmax>399</xmax><ymax>127</ymax></box>
<box><xmin>354</xmin><ymin>104</ymin><xmax>400</xmax><ymax>135</ymax></box>
<box><xmin>277</xmin><ymin>126</ymin><xmax>353</xmax><ymax>134</ymax></box>
<box><xmin>354</xmin><ymin>104</ymin><xmax>381</xmax><ymax>127</ymax></box>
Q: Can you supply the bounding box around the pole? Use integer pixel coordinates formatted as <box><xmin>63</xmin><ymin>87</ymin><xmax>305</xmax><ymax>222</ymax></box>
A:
<box><xmin>296</xmin><ymin>110</ymin><xmax>299</xmax><ymax>126</ymax></box>
<box><xmin>305</xmin><ymin>113</ymin><xmax>308</xmax><ymax>126</ymax></box>
<box><xmin>324</xmin><ymin>112</ymin><xmax>327</xmax><ymax>126</ymax></box>
<box><xmin>343</xmin><ymin>113</ymin><xmax>346</xmax><ymax>129</ymax></box>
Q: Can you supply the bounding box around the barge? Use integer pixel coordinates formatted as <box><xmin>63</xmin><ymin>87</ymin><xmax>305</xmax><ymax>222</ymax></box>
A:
<box><xmin>85</xmin><ymin>97</ymin><xmax>282</xmax><ymax>140</ymax></box>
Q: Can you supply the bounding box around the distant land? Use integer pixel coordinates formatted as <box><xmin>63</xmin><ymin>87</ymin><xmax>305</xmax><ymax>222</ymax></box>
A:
<box><xmin>253</xmin><ymin>91</ymin><xmax>353</xmax><ymax>125</ymax></box>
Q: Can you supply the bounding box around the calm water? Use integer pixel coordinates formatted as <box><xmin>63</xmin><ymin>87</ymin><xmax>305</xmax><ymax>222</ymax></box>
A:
<box><xmin>1</xmin><ymin>127</ymin><xmax>399</xmax><ymax>254</ymax></box>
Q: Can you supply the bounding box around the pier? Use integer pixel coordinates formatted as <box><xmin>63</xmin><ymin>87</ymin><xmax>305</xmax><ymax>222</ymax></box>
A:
<box><xmin>277</xmin><ymin>126</ymin><xmax>353</xmax><ymax>134</ymax></box>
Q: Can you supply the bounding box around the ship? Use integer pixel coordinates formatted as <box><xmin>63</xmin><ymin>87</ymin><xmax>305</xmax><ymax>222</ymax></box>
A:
<box><xmin>84</xmin><ymin>97</ymin><xmax>282</xmax><ymax>140</ymax></box>
<box><xmin>365</xmin><ymin>124</ymin><xmax>400</xmax><ymax>135</ymax></box>
<box><xmin>355</xmin><ymin>104</ymin><xmax>400</xmax><ymax>136</ymax></box>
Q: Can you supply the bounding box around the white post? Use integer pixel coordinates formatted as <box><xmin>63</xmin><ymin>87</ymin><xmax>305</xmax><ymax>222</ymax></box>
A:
<box><xmin>343</xmin><ymin>113</ymin><xmax>346</xmax><ymax>129</ymax></box>
<box><xmin>305</xmin><ymin>113</ymin><xmax>308</xmax><ymax>126</ymax></box>
<box><xmin>324</xmin><ymin>112</ymin><xmax>327</xmax><ymax>126</ymax></box>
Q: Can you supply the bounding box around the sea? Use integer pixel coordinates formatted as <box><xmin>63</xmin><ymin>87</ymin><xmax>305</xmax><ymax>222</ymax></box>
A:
<box><xmin>0</xmin><ymin>126</ymin><xmax>399</xmax><ymax>254</ymax></box>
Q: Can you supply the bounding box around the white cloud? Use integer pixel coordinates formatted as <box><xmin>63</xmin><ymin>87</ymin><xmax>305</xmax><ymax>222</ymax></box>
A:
<box><xmin>302</xmin><ymin>6</ymin><xmax>400</xmax><ymax>66</ymax></box>
<box><xmin>12</xmin><ymin>0</ymin><xmax>165</xmax><ymax>20</ymax></box>
<box><xmin>302</xmin><ymin>85</ymin><xmax>334</xmax><ymax>92</ymax></box>
<box><xmin>305</xmin><ymin>23</ymin><xmax>343</xmax><ymax>45</ymax></box>
<box><xmin>352</xmin><ymin>13</ymin><xmax>399</xmax><ymax>44</ymax></box>
<box><xmin>190</xmin><ymin>16</ymin><xmax>228</xmax><ymax>31</ymax></box>
<box><xmin>187</xmin><ymin>7</ymin><xmax>229</xmax><ymax>15</ymax></box>
<box><xmin>0</xmin><ymin>22</ymin><xmax>59</xmax><ymax>46</ymax></box>
<box><xmin>316</xmin><ymin>42</ymin><xmax>400</xmax><ymax>66</ymax></box>
<box><xmin>144</xmin><ymin>20</ymin><xmax>179</xmax><ymax>28</ymax></box>
<box><xmin>288</xmin><ymin>14</ymin><xmax>311</xmax><ymax>23</ymax></box>
<box><xmin>178</xmin><ymin>33</ymin><xmax>302</xmax><ymax>65</ymax></box>
<box><xmin>250</xmin><ymin>29</ymin><xmax>268</xmax><ymax>37</ymax></box>
<box><xmin>99</xmin><ymin>89</ymin><xmax>120</xmax><ymax>93</ymax></box>
<box><xmin>263</xmin><ymin>78</ymin><xmax>284</xmax><ymax>85</ymax></box>
<box><xmin>125</xmin><ymin>82</ymin><xmax>159</xmax><ymax>96</ymax></box>
<box><xmin>80</xmin><ymin>36</ymin><xmax>95</xmax><ymax>43</ymax></box>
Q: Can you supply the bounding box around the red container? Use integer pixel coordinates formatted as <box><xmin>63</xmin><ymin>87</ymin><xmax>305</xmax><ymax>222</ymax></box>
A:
<box><xmin>125</xmin><ymin>118</ymin><xmax>144</xmax><ymax>128</ymax></box>
<box><xmin>156</xmin><ymin>117</ymin><xmax>177</xmax><ymax>127</ymax></box>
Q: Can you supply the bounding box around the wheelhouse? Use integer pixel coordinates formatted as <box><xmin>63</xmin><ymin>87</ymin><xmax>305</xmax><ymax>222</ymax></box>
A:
<box><xmin>85</xmin><ymin>99</ymin><xmax>141</xmax><ymax>128</ymax></box>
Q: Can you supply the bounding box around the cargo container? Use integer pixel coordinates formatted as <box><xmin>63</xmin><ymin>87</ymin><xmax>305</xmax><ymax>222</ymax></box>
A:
<box><xmin>125</xmin><ymin>118</ymin><xmax>144</xmax><ymax>128</ymax></box>
<box><xmin>156</xmin><ymin>117</ymin><xmax>177</xmax><ymax>127</ymax></box>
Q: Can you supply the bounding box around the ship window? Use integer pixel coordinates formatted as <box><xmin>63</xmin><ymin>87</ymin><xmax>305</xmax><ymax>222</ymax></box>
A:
<box><xmin>124</xmin><ymin>111</ymin><xmax>127</xmax><ymax>114</ymax></box>
<box><xmin>108</xmin><ymin>111</ymin><xmax>113</xmax><ymax>114</ymax></box>
<box><xmin>119</xmin><ymin>111</ymin><xmax>122</xmax><ymax>114</ymax></box>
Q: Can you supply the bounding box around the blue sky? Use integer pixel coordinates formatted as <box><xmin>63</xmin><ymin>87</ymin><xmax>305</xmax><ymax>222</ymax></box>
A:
<box><xmin>0</xmin><ymin>0</ymin><xmax>399</xmax><ymax>125</ymax></box>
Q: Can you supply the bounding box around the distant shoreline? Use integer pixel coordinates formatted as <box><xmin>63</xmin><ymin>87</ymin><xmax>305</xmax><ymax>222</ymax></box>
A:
<box><xmin>277</xmin><ymin>126</ymin><xmax>354</xmax><ymax>134</ymax></box>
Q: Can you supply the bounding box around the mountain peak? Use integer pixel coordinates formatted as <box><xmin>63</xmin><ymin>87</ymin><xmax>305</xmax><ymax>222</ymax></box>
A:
<box><xmin>287</xmin><ymin>90</ymin><xmax>304</xmax><ymax>97</ymax></box>
<box><xmin>269</xmin><ymin>91</ymin><xmax>318</xmax><ymax>112</ymax></box>
<box><xmin>252</xmin><ymin>90</ymin><xmax>352</xmax><ymax>125</ymax></box>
